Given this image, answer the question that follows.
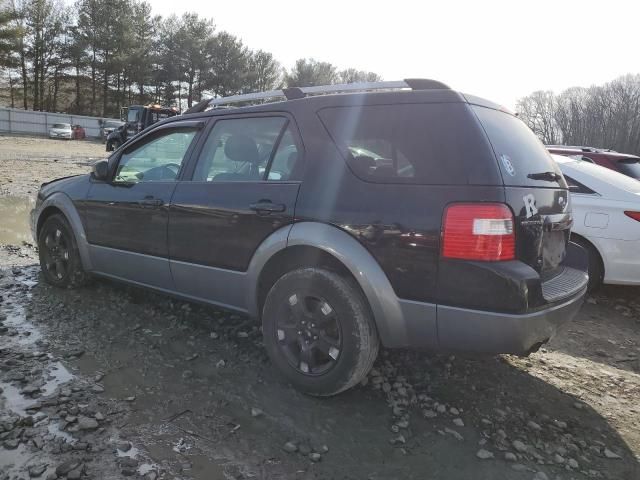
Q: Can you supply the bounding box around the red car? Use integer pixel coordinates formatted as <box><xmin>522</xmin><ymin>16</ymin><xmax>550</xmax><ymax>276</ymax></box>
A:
<box><xmin>71</xmin><ymin>125</ymin><xmax>86</xmax><ymax>140</ymax></box>
<box><xmin>547</xmin><ymin>146</ymin><xmax>640</xmax><ymax>180</ymax></box>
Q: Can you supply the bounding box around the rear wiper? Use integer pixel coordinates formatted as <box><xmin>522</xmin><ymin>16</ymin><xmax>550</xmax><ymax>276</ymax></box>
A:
<box><xmin>527</xmin><ymin>171</ymin><xmax>561</xmax><ymax>182</ymax></box>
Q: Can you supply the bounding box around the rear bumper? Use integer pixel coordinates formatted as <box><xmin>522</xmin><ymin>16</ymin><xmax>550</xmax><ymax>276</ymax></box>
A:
<box><xmin>436</xmin><ymin>289</ymin><xmax>585</xmax><ymax>355</ymax></box>
<box><xmin>393</xmin><ymin>243</ymin><xmax>589</xmax><ymax>354</ymax></box>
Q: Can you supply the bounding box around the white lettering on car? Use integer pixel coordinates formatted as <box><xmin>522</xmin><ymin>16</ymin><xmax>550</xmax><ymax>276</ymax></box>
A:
<box><xmin>523</xmin><ymin>194</ymin><xmax>538</xmax><ymax>218</ymax></box>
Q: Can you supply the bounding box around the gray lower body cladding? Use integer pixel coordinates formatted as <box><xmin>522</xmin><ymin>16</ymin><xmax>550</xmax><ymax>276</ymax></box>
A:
<box><xmin>435</xmin><ymin>289</ymin><xmax>586</xmax><ymax>355</ymax></box>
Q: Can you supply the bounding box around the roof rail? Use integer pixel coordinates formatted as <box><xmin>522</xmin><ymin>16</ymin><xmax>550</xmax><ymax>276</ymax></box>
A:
<box><xmin>202</xmin><ymin>78</ymin><xmax>450</xmax><ymax>109</ymax></box>
<box><xmin>546</xmin><ymin>145</ymin><xmax>598</xmax><ymax>152</ymax></box>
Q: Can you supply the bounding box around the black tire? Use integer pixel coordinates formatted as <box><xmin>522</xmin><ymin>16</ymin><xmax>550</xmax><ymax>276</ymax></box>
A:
<box><xmin>262</xmin><ymin>267</ymin><xmax>379</xmax><ymax>396</ymax></box>
<box><xmin>38</xmin><ymin>214</ymin><xmax>89</xmax><ymax>288</ymax></box>
<box><xmin>106</xmin><ymin>139</ymin><xmax>120</xmax><ymax>152</ymax></box>
<box><xmin>572</xmin><ymin>235</ymin><xmax>604</xmax><ymax>291</ymax></box>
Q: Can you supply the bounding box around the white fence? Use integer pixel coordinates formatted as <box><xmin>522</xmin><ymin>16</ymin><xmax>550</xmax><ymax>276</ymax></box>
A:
<box><xmin>0</xmin><ymin>107</ymin><xmax>112</xmax><ymax>138</ymax></box>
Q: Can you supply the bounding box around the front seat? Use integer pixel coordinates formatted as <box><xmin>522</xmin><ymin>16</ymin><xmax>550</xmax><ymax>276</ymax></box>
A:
<box><xmin>214</xmin><ymin>134</ymin><xmax>261</xmax><ymax>181</ymax></box>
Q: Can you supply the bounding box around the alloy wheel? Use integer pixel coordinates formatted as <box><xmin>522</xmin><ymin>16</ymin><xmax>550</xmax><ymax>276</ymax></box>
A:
<box><xmin>42</xmin><ymin>227</ymin><xmax>70</xmax><ymax>280</ymax></box>
<box><xmin>275</xmin><ymin>293</ymin><xmax>342</xmax><ymax>376</ymax></box>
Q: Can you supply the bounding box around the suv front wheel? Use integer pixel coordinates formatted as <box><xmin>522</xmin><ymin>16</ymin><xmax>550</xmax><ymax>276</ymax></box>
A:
<box><xmin>38</xmin><ymin>214</ymin><xmax>89</xmax><ymax>288</ymax></box>
<box><xmin>262</xmin><ymin>267</ymin><xmax>379</xmax><ymax>396</ymax></box>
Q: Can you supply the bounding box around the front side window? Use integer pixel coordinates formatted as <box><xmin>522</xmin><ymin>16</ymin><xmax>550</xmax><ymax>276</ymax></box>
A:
<box><xmin>127</xmin><ymin>108</ymin><xmax>141</xmax><ymax>123</ymax></box>
<box><xmin>193</xmin><ymin>117</ymin><xmax>289</xmax><ymax>182</ymax></box>
<box><xmin>114</xmin><ymin>129</ymin><xmax>197</xmax><ymax>183</ymax></box>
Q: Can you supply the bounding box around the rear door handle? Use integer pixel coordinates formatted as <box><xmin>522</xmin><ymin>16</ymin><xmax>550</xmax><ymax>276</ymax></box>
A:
<box><xmin>139</xmin><ymin>197</ymin><xmax>164</xmax><ymax>208</ymax></box>
<box><xmin>250</xmin><ymin>201</ymin><xmax>286</xmax><ymax>214</ymax></box>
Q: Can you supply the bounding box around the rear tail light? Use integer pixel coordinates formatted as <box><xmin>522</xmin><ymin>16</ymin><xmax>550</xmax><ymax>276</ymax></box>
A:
<box><xmin>442</xmin><ymin>203</ymin><xmax>515</xmax><ymax>261</ymax></box>
<box><xmin>624</xmin><ymin>211</ymin><xmax>640</xmax><ymax>222</ymax></box>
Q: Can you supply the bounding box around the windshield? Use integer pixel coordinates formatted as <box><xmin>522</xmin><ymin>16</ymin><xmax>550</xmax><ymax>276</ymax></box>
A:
<box><xmin>52</xmin><ymin>123</ymin><xmax>70</xmax><ymax>129</ymax></box>
<box><xmin>127</xmin><ymin>108</ymin><xmax>141</xmax><ymax>123</ymax></box>
<box><xmin>105</xmin><ymin>121</ymin><xmax>122</xmax><ymax>128</ymax></box>
<box><xmin>617</xmin><ymin>160</ymin><xmax>640</xmax><ymax>180</ymax></box>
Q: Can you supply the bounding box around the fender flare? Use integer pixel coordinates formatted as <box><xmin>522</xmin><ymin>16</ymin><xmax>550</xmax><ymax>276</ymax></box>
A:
<box><xmin>246</xmin><ymin>222</ymin><xmax>408</xmax><ymax>347</ymax></box>
<box><xmin>34</xmin><ymin>192</ymin><xmax>93</xmax><ymax>271</ymax></box>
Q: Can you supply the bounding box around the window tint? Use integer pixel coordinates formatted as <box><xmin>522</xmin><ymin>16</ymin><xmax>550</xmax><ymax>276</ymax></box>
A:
<box><xmin>114</xmin><ymin>129</ymin><xmax>197</xmax><ymax>183</ymax></box>
<box><xmin>318</xmin><ymin>103</ymin><xmax>485</xmax><ymax>185</ymax></box>
<box><xmin>472</xmin><ymin>106</ymin><xmax>567</xmax><ymax>188</ymax></box>
<box><xmin>127</xmin><ymin>108</ymin><xmax>141</xmax><ymax>122</ymax></box>
<box><xmin>563</xmin><ymin>175</ymin><xmax>596</xmax><ymax>195</ymax></box>
<box><xmin>617</xmin><ymin>160</ymin><xmax>640</xmax><ymax>180</ymax></box>
<box><xmin>267</xmin><ymin>127</ymin><xmax>300</xmax><ymax>181</ymax></box>
<box><xmin>193</xmin><ymin>117</ymin><xmax>287</xmax><ymax>182</ymax></box>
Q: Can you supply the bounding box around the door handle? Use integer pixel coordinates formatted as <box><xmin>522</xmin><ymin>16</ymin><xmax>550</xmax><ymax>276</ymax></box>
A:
<box><xmin>249</xmin><ymin>201</ymin><xmax>286</xmax><ymax>214</ymax></box>
<box><xmin>139</xmin><ymin>197</ymin><xmax>164</xmax><ymax>208</ymax></box>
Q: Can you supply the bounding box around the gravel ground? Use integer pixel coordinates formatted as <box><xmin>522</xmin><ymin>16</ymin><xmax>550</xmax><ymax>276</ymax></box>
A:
<box><xmin>0</xmin><ymin>134</ymin><xmax>639</xmax><ymax>480</ymax></box>
<box><xmin>0</xmin><ymin>135</ymin><xmax>104</xmax><ymax>197</ymax></box>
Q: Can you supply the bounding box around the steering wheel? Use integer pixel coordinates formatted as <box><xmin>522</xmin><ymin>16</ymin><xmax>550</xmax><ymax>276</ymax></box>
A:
<box><xmin>143</xmin><ymin>163</ymin><xmax>182</xmax><ymax>181</ymax></box>
<box><xmin>164</xmin><ymin>163</ymin><xmax>181</xmax><ymax>176</ymax></box>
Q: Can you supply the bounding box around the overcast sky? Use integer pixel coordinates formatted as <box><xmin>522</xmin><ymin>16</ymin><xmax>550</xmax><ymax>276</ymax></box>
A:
<box><xmin>149</xmin><ymin>0</ymin><xmax>639</xmax><ymax>109</ymax></box>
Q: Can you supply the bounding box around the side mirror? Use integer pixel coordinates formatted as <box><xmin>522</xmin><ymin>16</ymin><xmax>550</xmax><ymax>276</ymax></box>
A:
<box><xmin>92</xmin><ymin>159</ymin><xmax>110</xmax><ymax>181</ymax></box>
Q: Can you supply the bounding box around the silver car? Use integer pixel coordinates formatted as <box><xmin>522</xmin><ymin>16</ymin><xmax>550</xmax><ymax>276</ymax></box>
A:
<box><xmin>49</xmin><ymin>123</ymin><xmax>72</xmax><ymax>140</ymax></box>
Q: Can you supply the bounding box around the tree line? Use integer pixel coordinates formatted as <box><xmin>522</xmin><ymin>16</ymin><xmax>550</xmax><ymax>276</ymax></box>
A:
<box><xmin>517</xmin><ymin>74</ymin><xmax>640</xmax><ymax>155</ymax></box>
<box><xmin>0</xmin><ymin>0</ymin><xmax>380</xmax><ymax>118</ymax></box>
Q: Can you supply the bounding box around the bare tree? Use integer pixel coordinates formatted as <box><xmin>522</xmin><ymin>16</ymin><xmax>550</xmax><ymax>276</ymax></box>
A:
<box><xmin>517</xmin><ymin>75</ymin><xmax>640</xmax><ymax>155</ymax></box>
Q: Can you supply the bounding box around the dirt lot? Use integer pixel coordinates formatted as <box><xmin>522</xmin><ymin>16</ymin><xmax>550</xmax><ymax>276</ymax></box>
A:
<box><xmin>0</xmin><ymin>134</ymin><xmax>639</xmax><ymax>480</ymax></box>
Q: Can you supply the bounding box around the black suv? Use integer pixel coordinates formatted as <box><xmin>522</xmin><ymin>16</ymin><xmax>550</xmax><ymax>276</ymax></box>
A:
<box><xmin>31</xmin><ymin>79</ymin><xmax>588</xmax><ymax>396</ymax></box>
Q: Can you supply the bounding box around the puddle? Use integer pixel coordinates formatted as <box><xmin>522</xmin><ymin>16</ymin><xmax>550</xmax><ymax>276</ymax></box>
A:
<box><xmin>0</xmin><ymin>442</ymin><xmax>55</xmax><ymax>477</ymax></box>
<box><xmin>0</xmin><ymin>195</ymin><xmax>35</xmax><ymax>245</ymax></box>
<box><xmin>2</xmin><ymin>302</ymin><xmax>42</xmax><ymax>345</ymax></box>
<box><xmin>0</xmin><ymin>381</ymin><xmax>35</xmax><ymax>416</ymax></box>
<box><xmin>147</xmin><ymin>438</ymin><xmax>226</xmax><ymax>480</ymax></box>
<box><xmin>42</xmin><ymin>362</ymin><xmax>74</xmax><ymax>396</ymax></box>
<box><xmin>117</xmin><ymin>445</ymin><xmax>140</xmax><ymax>458</ymax></box>
<box><xmin>48</xmin><ymin>422</ymin><xmax>76</xmax><ymax>444</ymax></box>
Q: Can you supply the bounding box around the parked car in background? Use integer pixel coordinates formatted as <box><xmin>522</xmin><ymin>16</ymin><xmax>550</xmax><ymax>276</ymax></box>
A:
<box><xmin>101</xmin><ymin>120</ymin><xmax>125</xmax><ymax>143</ymax></box>
<box><xmin>32</xmin><ymin>80</ymin><xmax>588</xmax><ymax>396</ymax></box>
<box><xmin>553</xmin><ymin>154</ymin><xmax>640</xmax><ymax>289</ymax></box>
<box><xmin>71</xmin><ymin>125</ymin><xmax>86</xmax><ymax>140</ymax></box>
<box><xmin>547</xmin><ymin>145</ymin><xmax>640</xmax><ymax>180</ymax></box>
<box><xmin>49</xmin><ymin>123</ymin><xmax>72</xmax><ymax>140</ymax></box>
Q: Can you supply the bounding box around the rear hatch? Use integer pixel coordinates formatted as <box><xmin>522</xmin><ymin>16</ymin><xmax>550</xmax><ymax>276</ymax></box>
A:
<box><xmin>471</xmin><ymin>105</ymin><xmax>573</xmax><ymax>287</ymax></box>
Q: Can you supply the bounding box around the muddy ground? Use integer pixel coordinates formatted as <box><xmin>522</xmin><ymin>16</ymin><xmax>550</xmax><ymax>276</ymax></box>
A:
<box><xmin>0</xmin><ymin>134</ymin><xmax>639</xmax><ymax>480</ymax></box>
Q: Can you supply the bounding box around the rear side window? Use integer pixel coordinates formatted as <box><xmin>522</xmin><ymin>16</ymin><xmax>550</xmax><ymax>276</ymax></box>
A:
<box><xmin>472</xmin><ymin>106</ymin><xmax>566</xmax><ymax>188</ymax></box>
<box><xmin>564</xmin><ymin>175</ymin><xmax>596</xmax><ymax>195</ymax></box>
<box><xmin>318</xmin><ymin>103</ymin><xmax>491</xmax><ymax>185</ymax></box>
<box><xmin>617</xmin><ymin>160</ymin><xmax>640</xmax><ymax>180</ymax></box>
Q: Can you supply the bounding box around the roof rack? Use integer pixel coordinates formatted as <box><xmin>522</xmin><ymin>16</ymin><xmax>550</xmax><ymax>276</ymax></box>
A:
<box><xmin>187</xmin><ymin>78</ymin><xmax>450</xmax><ymax>111</ymax></box>
<box><xmin>546</xmin><ymin>145</ymin><xmax>598</xmax><ymax>152</ymax></box>
<box><xmin>546</xmin><ymin>145</ymin><xmax>619</xmax><ymax>154</ymax></box>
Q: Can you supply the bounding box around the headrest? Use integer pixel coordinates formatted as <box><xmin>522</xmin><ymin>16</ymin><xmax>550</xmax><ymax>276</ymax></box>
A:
<box><xmin>224</xmin><ymin>134</ymin><xmax>259</xmax><ymax>164</ymax></box>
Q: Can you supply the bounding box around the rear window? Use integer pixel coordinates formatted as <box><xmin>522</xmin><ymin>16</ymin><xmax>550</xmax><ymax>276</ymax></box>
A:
<box><xmin>473</xmin><ymin>106</ymin><xmax>567</xmax><ymax>188</ymax></box>
<box><xmin>318</xmin><ymin>103</ymin><xmax>494</xmax><ymax>185</ymax></box>
<box><xmin>617</xmin><ymin>160</ymin><xmax>640</xmax><ymax>180</ymax></box>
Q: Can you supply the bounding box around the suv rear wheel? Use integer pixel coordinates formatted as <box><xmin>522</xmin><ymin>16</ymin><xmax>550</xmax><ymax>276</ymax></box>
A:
<box><xmin>262</xmin><ymin>267</ymin><xmax>379</xmax><ymax>396</ymax></box>
<box><xmin>38</xmin><ymin>214</ymin><xmax>89</xmax><ymax>288</ymax></box>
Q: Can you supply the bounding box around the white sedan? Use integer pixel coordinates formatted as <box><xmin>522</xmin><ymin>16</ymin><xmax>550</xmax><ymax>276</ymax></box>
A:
<box><xmin>553</xmin><ymin>154</ymin><xmax>640</xmax><ymax>288</ymax></box>
<box><xmin>49</xmin><ymin>123</ymin><xmax>72</xmax><ymax>139</ymax></box>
